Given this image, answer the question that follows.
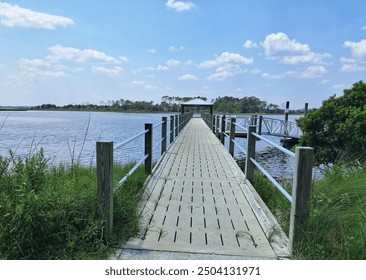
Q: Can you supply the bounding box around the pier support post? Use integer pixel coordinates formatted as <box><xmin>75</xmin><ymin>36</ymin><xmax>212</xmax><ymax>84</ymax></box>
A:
<box><xmin>170</xmin><ymin>115</ymin><xmax>174</xmax><ymax>144</ymax></box>
<box><xmin>220</xmin><ymin>115</ymin><xmax>226</xmax><ymax>145</ymax></box>
<box><xmin>258</xmin><ymin>116</ymin><xmax>263</xmax><ymax>135</ymax></box>
<box><xmin>145</xmin><ymin>123</ymin><xmax>153</xmax><ymax>174</ymax></box>
<box><xmin>216</xmin><ymin>115</ymin><xmax>220</xmax><ymax>138</ymax></box>
<box><xmin>161</xmin><ymin>117</ymin><xmax>167</xmax><ymax>155</ymax></box>
<box><xmin>288</xmin><ymin>147</ymin><xmax>314</xmax><ymax>254</ymax></box>
<box><xmin>229</xmin><ymin>117</ymin><xmax>236</xmax><ymax>156</ymax></box>
<box><xmin>96</xmin><ymin>141</ymin><xmax>114</xmax><ymax>235</ymax></box>
<box><xmin>212</xmin><ymin>115</ymin><xmax>216</xmax><ymax>134</ymax></box>
<box><xmin>175</xmin><ymin>115</ymin><xmax>178</xmax><ymax>137</ymax></box>
<box><xmin>245</xmin><ymin>126</ymin><xmax>256</xmax><ymax>182</ymax></box>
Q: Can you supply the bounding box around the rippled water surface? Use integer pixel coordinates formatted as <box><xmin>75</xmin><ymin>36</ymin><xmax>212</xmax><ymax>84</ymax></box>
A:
<box><xmin>0</xmin><ymin>111</ymin><xmax>303</xmax><ymax>179</ymax></box>
<box><xmin>0</xmin><ymin>111</ymin><xmax>172</xmax><ymax>165</ymax></box>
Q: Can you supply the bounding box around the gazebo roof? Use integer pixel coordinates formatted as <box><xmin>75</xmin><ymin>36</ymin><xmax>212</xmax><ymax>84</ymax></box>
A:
<box><xmin>181</xmin><ymin>98</ymin><xmax>213</xmax><ymax>106</ymax></box>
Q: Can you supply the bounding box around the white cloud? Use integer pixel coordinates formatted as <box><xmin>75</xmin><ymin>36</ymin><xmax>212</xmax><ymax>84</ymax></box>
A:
<box><xmin>261</xmin><ymin>32</ymin><xmax>331</xmax><ymax>66</ymax></box>
<box><xmin>18</xmin><ymin>58</ymin><xmax>66</xmax><ymax>79</ymax></box>
<box><xmin>0</xmin><ymin>2</ymin><xmax>74</xmax><ymax>29</ymax></box>
<box><xmin>168</xmin><ymin>45</ymin><xmax>184</xmax><ymax>52</ymax></box>
<box><xmin>339</xmin><ymin>64</ymin><xmax>366</xmax><ymax>72</ymax></box>
<box><xmin>340</xmin><ymin>39</ymin><xmax>366</xmax><ymax>72</ymax></box>
<box><xmin>262</xmin><ymin>65</ymin><xmax>327</xmax><ymax>80</ymax></box>
<box><xmin>343</xmin><ymin>39</ymin><xmax>366</xmax><ymax>59</ymax></box>
<box><xmin>166</xmin><ymin>59</ymin><xmax>181</xmax><ymax>67</ymax></box>
<box><xmin>262</xmin><ymin>32</ymin><xmax>310</xmax><ymax>56</ymax></box>
<box><xmin>362</xmin><ymin>26</ymin><xmax>366</xmax><ymax>31</ymax></box>
<box><xmin>47</xmin><ymin>45</ymin><xmax>121</xmax><ymax>63</ymax></box>
<box><xmin>146</xmin><ymin>48</ymin><xmax>156</xmax><ymax>54</ymax></box>
<box><xmin>166</xmin><ymin>0</ymin><xmax>195</xmax><ymax>12</ymax></box>
<box><xmin>243</xmin><ymin>40</ymin><xmax>258</xmax><ymax>49</ymax></box>
<box><xmin>132</xmin><ymin>80</ymin><xmax>158</xmax><ymax>90</ymax></box>
<box><xmin>198</xmin><ymin>52</ymin><xmax>253</xmax><ymax>68</ymax></box>
<box><xmin>281</xmin><ymin>52</ymin><xmax>332</xmax><ymax>65</ymax></box>
<box><xmin>91</xmin><ymin>66</ymin><xmax>123</xmax><ymax>77</ymax></box>
<box><xmin>178</xmin><ymin>74</ymin><xmax>198</xmax><ymax>81</ymax></box>
<box><xmin>206</xmin><ymin>64</ymin><xmax>243</xmax><ymax>81</ymax></box>
<box><xmin>157</xmin><ymin>65</ymin><xmax>169</xmax><ymax>71</ymax></box>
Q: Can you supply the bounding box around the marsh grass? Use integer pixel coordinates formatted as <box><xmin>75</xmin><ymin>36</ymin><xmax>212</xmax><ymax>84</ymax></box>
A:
<box><xmin>253</xmin><ymin>165</ymin><xmax>366</xmax><ymax>259</ymax></box>
<box><xmin>0</xmin><ymin>150</ymin><xmax>147</xmax><ymax>259</ymax></box>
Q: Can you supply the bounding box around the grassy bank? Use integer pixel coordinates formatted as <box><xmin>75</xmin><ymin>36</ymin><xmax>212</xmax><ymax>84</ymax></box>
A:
<box><xmin>0</xmin><ymin>150</ymin><xmax>147</xmax><ymax>259</ymax></box>
<box><xmin>253</xmin><ymin>165</ymin><xmax>366</xmax><ymax>259</ymax></box>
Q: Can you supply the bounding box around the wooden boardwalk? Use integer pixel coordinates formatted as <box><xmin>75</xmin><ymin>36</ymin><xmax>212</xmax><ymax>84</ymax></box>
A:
<box><xmin>115</xmin><ymin>118</ymin><xmax>289</xmax><ymax>259</ymax></box>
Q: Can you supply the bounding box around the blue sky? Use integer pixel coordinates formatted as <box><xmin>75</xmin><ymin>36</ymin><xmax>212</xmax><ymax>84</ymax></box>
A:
<box><xmin>1</xmin><ymin>0</ymin><xmax>366</xmax><ymax>109</ymax></box>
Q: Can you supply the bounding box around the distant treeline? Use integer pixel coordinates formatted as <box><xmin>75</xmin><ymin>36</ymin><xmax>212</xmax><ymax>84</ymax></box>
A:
<box><xmin>33</xmin><ymin>95</ymin><xmax>307</xmax><ymax>114</ymax></box>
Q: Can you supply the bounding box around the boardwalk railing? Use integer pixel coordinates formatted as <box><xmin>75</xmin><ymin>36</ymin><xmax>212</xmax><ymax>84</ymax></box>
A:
<box><xmin>96</xmin><ymin>113</ymin><xmax>192</xmax><ymax>234</ymax></box>
<box><xmin>204</xmin><ymin>114</ymin><xmax>313</xmax><ymax>253</ymax></box>
<box><xmin>205</xmin><ymin>114</ymin><xmax>302</xmax><ymax>139</ymax></box>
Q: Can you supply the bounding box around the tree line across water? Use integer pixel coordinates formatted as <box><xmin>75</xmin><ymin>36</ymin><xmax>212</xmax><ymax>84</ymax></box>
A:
<box><xmin>33</xmin><ymin>95</ymin><xmax>306</xmax><ymax>114</ymax></box>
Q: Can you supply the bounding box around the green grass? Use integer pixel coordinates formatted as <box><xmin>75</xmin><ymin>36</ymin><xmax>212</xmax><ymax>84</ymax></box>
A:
<box><xmin>0</xmin><ymin>149</ymin><xmax>147</xmax><ymax>259</ymax></box>
<box><xmin>253</xmin><ymin>165</ymin><xmax>366</xmax><ymax>260</ymax></box>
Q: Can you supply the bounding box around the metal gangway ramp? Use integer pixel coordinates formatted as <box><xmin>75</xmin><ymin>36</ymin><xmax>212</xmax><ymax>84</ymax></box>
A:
<box><xmin>116</xmin><ymin>118</ymin><xmax>289</xmax><ymax>259</ymax></box>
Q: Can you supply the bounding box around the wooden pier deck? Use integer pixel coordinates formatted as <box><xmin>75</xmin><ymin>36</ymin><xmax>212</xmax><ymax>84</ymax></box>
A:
<box><xmin>115</xmin><ymin>118</ymin><xmax>289</xmax><ymax>259</ymax></box>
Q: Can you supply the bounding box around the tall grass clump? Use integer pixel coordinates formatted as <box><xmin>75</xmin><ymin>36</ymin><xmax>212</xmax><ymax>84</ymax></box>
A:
<box><xmin>294</xmin><ymin>164</ymin><xmax>366</xmax><ymax>259</ymax></box>
<box><xmin>0</xmin><ymin>150</ymin><xmax>147</xmax><ymax>259</ymax></box>
<box><xmin>253</xmin><ymin>166</ymin><xmax>366</xmax><ymax>259</ymax></box>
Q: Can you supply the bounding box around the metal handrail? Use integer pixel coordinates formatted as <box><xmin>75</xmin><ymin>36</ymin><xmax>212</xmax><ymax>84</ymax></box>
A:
<box><xmin>252</xmin><ymin>132</ymin><xmax>295</xmax><ymax>158</ymax></box>
<box><xmin>114</xmin><ymin>129</ymin><xmax>149</xmax><ymax>151</ymax></box>
<box><xmin>116</xmin><ymin>154</ymin><xmax>149</xmax><ymax>189</ymax></box>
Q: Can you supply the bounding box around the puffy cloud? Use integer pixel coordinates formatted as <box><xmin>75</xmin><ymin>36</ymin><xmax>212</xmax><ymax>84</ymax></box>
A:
<box><xmin>91</xmin><ymin>66</ymin><xmax>123</xmax><ymax>77</ymax></box>
<box><xmin>281</xmin><ymin>52</ymin><xmax>332</xmax><ymax>65</ymax></box>
<box><xmin>166</xmin><ymin>0</ymin><xmax>195</xmax><ymax>12</ymax></box>
<box><xmin>261</xmin><ymin>32</ymin><xmax>330</xmax><ymax>65</ymax></box>
<box><xmin>157</xmin><ymin>65</ymin><xmax>169</xmax><ymax>71</ymax></box>
<box><xmin>47</xmin><ymin>45</ymin><xmax>121</xmax><ymax>63</ymax></box>
<box><xmin>206</xmin><ymin>64</ymin><xmax>243</xmax><ymax>81</ymax></box>
<box><xmin>18</xmin><ymin>58</ymin><xmax>66</xmax><ymax>79</ymax></box>
<box><xmin>243</xmin><ymin>40</ymin><xmax>258</xmax><ymax>49</ymax></box>
<box><xmin>166</xmin><ymin>59</ymin><xmax>181</xmax><ymax>67</ymax></box>
<box><xmin>262</xmin><ymin>32</ymin><xmax>310</xmax><ymax>56</ymax></box>
<box><xmin>262</xmin><ymin>66</ymin><xmax>327</xmax><ymax>79</ymax></box>
<box><xmin>132</xmin><ymin>80</ymin><xmax>158</xmax><ymax>90</ymax></box>
<box><xmin>178</xmin><ymin>74</ymin><xmax>198</xmax><ymax>81</ymax></box>
<box><xmin>0</xmin><ymin>2</ymin><xmax>74</xmax><ymax>29</ymax></box>
<box><xmin>340</xmin><ymin>39</ymin><xmax>366</xmax><ymax>72</ymax></box>
<box><xmin>168</xmin><ymin>45</ymin><xmax>184</xmax><ymax>52</ymax></box>
<box><xmin>198</xmin><ymin>52</ymin><xmax>253</xmax><ymax>68</ymax></box>
<box><xmin>146</xmin><ymin>48</ymin><xmax>156</xmax><ymax>54</ymax></box>
<box><xmin>343</xmin><ymin>39</ymin><xmax>366</xmax><ymax>59</ymax></box>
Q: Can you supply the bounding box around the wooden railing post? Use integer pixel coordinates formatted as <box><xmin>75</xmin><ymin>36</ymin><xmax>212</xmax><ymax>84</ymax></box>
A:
<box><xmin>161</xmin><ymin>117</ymin><xmax>167</xmax><ymax>155</ymax></box>
<box><xmin>220</xmin><ymin>115</ymin><xmax>226</xmax><ymax>145</ymax></box>
<box><xmin>229</xmin><ymin>117</ymin><xmax>236</xmax><ymax>156</ymax></box>
<box><xmin>170</xmin><ymin>115</ymin><xmax>174</xmax><ymax>144</ymax></box>
<box><xmin>96</xmin><ymin>141</ymin><xmax>114</xmax><ymax>234</ymax></box>
<box><xmin>289</xmin><ymin>147</ymin><xmax>314</xmax><ymax>254</ymax></box>
<box><xmin>258</xmin><ymin>115</ymin><xmax>263</xmax><ymax>135</ymax></box>
<box><xmin>212</xmin><ymin>115</ymin><xmax>216</xmax><ymax>133</ymax></box>
<box><xmin>216</xmin><ymin>115</ymin><xmax>220</xmax><ymax>138</ymax></box>
<box><xmin>245</xmin><ymin>126</ymin><xmax>256</xmax><ymax>182</ymax></box>
<box><xmin>145</xmin><ymin>123</ymin><xmax>153</xmax><ymax>174</ymax></box>
<box><xmin>175</xmin><ymin>115</ymin><xmax>178</xmax><ymax>137</ymax></box>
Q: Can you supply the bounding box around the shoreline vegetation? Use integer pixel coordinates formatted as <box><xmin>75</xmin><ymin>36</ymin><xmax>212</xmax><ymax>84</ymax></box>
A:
<box><xmin>0</xmin><ymin>150</ymin><xmax>147</xmax><ymax>260</ymax></box>
<box><xmin>254</xmin><ymin>163</ymin><xmax>366</xmax><ymax>260</ymax></box>
<box><xmin>2</xmin><ymin>95</ymin><xmax>309</xmax><ymax>115</ymax></box>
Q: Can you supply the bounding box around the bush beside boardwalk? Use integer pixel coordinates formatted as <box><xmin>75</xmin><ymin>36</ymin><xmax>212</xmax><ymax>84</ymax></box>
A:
<box><xmin>0</xmin><ymin>150</ymin><xmax>147</xmax><ymax>260</ymax></box>
<box><xmin>253</xmin><ymin>164</ymin><xmax>366</xmax><ymax>260</ymax></box>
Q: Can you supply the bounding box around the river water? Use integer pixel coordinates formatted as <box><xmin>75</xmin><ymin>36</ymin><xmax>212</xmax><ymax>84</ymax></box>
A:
<box><xmin>0</xmin><ymin>110</ymin><xmax>302</xmax><ymax>179</ymax></box>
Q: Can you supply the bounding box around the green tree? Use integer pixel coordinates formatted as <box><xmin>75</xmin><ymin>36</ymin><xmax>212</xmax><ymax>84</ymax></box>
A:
<box><xmin>297</xmin><ymin>80</ymin><xmax>366</xmax><ymax>166</ymax></box>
